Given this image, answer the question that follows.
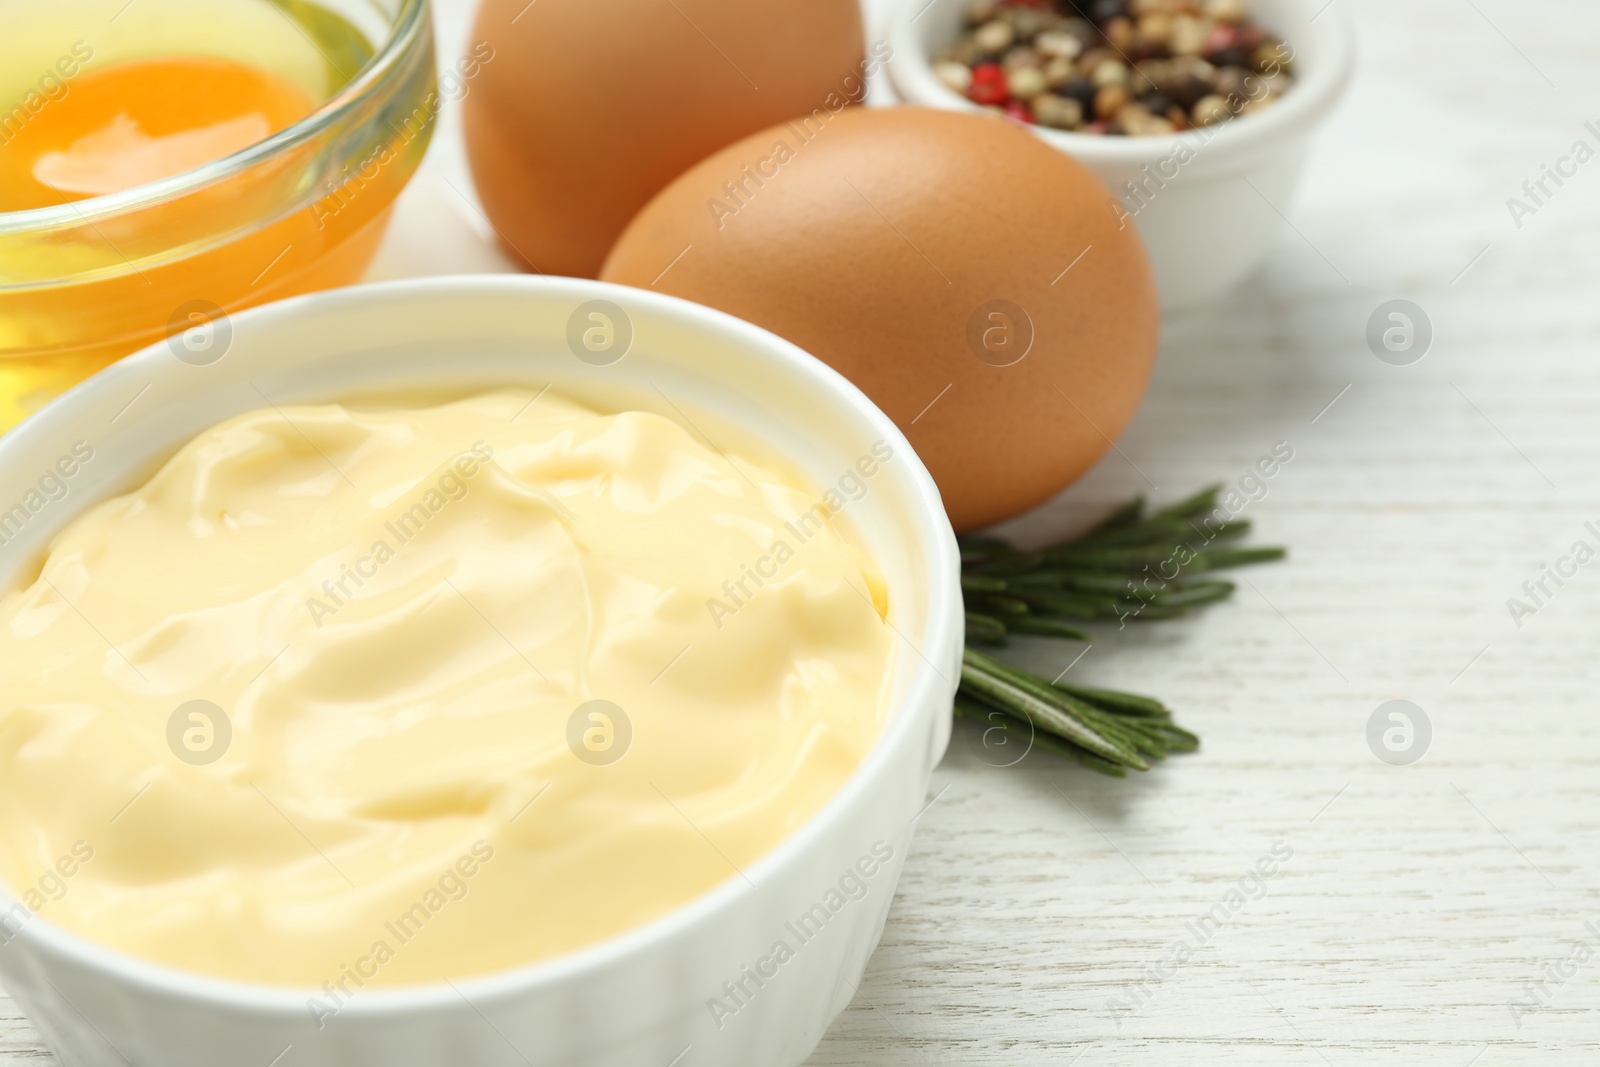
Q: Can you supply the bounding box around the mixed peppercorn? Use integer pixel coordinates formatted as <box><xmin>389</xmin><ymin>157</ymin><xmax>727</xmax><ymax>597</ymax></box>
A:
<box><xmin>935</xmin><ymin>0</ymin><xmax>1295</xmax><ymax>136</ymax></box>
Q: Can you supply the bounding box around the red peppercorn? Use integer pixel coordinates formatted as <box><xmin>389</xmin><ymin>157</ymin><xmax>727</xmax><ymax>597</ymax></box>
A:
<box><xmin>1203</xmin><ymin>25</ymin><xmax>1238</xmax><ymax>54</ymax></box>
<box><xmin>1004</xmin><ymin>100</ymin><xmax>1034</xmax><ymax>123</ymax></box>
<box><xmin>1234</xmin><ymin>24</ymin><xmax>1266</xmax><ymax>50</ymax></box>
<box><xmin>968</xmin><ymin>63</ymin><xmax>1010</xmax><ymax>105</ymax></box>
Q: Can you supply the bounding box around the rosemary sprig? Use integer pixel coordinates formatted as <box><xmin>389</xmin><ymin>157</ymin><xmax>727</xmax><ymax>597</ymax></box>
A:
<box><xmin>955</xmin><ymin>486</ymin><xmax>1284</xmax><ymax>776</ymax></box>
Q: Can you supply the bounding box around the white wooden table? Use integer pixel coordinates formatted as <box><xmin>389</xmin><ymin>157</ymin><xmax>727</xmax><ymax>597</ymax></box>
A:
<box><xmin>8</xmin><ymin>0</ymin><xmax>1600</xmax><ymax>1063</ymax></box>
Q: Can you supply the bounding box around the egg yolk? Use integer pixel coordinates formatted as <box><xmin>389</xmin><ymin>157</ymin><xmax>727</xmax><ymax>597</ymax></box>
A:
<box><xmin>0</xmin><ymin>56</ymin><xmax>314</xmax><ymax>212</ymax></box>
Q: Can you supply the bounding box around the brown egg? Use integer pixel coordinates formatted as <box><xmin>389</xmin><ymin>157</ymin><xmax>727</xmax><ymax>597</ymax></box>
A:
<box><xmin>600</xmin><ymin>107</ymin><xmax>1158</xmax><ymax>531</ymax></box>
<box><xmin>464</xmin><ymin>0</ymin><xmax>871</xmax><ymax>279</ymax></box>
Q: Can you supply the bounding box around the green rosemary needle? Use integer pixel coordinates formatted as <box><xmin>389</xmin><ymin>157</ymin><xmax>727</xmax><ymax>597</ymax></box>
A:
<box><xmin>956</xmin><ymin>486</ymin><xmax>1284</xmax><ymax>776</ymax></box>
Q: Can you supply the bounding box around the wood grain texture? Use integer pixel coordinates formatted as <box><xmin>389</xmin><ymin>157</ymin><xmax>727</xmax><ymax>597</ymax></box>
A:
<box><xmin>5</xmin><ymin>0</ymin><xmax>1598</xmax><ymax>1063</ymax></box>
<box><xmin>806</xmin><ymin>2</ymin><xmax>1600</xmax><ymax>1063</ymax></box>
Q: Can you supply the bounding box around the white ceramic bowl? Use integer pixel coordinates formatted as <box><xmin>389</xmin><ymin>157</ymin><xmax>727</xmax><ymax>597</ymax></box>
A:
<box><xmin>0</xmin><ymin>276</ymin><xmax>963</xmax><ymax>1067</ymax></box>
<box><xmin>885</xmin><ymin>0</ymin><xmax>1355</xmax><ymax>308</ymax></box>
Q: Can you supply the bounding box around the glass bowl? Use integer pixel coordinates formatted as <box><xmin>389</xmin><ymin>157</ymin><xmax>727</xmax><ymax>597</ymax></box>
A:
<box><xmin>0</xmin><ymin>0</ymin><xmax>437</xmax><ymax>431</ymax></box>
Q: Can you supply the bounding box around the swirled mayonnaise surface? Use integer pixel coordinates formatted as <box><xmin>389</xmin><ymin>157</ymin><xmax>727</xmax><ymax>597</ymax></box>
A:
<box><xmin>0</xmin><ymin>390</ymin><xmax>893</xmax><ymax>987</ymax></box>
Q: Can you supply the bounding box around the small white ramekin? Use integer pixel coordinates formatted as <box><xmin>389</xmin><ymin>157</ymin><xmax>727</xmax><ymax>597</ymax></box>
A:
<box><xmin>0</xmin><ymin>276</ymin><xmax>963</xmax><ymax>1067</ymax></box>
<box><xmin>885</xmin><ymin>0</ymin><xmax>1355</xmax><ymax>308</ymax></box>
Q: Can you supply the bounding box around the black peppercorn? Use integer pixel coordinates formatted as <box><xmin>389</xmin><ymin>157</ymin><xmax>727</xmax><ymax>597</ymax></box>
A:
<box><xmin>1206</xmin><ymin>46</ymin><xmax>1251</xmax><ymax>69</ymax></box>
<box><xmin>1140</xmin><ymin>92</ymin><xmax>1174</xmax><ymax>117</ymax></box>
<box><xmin>1084</xmin><ymin>0</ymin><xmax>1127</xmax><ymax>22</ymax></box>
<box><xmin>1163</xmin><ymin>70</ymin><xmax>1213</xmax><ymax>108</ymax></box>
<box><xmin>1056</xmin><ymin>76</ymin><xmax>1098</xmax><ymax>108</ymax></box>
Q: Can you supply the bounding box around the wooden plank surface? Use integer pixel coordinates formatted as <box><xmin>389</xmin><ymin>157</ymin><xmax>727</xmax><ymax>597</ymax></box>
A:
<box><xmin>5</xmin><ymin>0</ymin><xmax>1597</xmax><ymax>1063</ymax></box>
<box><xmin>809</xmin><ymin>2</ymin><xmax>1600</xmax><ymax>1062</ymax></box>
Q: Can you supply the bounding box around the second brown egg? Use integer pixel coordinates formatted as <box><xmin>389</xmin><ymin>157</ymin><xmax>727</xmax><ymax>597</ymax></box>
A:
<box><xmin>602</xmin><ymin>108</ymin><xmax>1159</xmax><ymax>532</ymax></box>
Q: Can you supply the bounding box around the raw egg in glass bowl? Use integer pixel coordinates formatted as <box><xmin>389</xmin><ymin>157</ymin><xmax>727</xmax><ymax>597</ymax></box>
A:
<box><xmin>0</xmin><ymin>0</ymin><xmax>437</xmax><ymax>432</ymax></box>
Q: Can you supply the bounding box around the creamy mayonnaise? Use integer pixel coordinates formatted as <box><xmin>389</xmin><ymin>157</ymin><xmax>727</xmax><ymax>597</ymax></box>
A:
<box><xmin>0</xmin><ymin>390</ymin><xmax>893</xmax><ymax>989</ymax></box>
